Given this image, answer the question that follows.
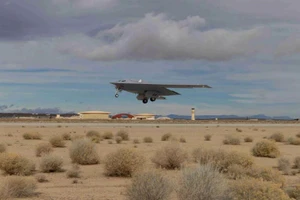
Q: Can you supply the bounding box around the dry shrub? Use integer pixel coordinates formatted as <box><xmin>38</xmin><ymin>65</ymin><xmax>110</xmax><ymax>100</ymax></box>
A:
<box><xmin>69</xmin><ymin>139</ymin><xmax>99</xmax><ymax>165</ymax></box>
<box><xmin>35</xmin><ymin>174</ymin><xmax>48</xmax><ymax>183</ymax></box>
<box><xmin>103</xmin><ymin>131</ymin><xmax>113</xmax><ymax>139</ymax></box>
<box><xmin>296</xmin><ymin>132</ymin><xmax>300</xmax><ymax>138</ymax></box>
<box><xmin>62</xmin><ymin>132</ymin><xmax>71</xmax><ymax>140</ymax></box>
<box><xmin>192</xmin><ymin>148</ymin><xmax>254</xmax><ymax>173</ymax></box>
<box><xmin>294</xmin><ymin>156</ymin><xmax>300</xmax><ymax>169</ymax></box>
<box><xmin>49</xmin><ymin>135</ymin><xmax>65</xmax><ymax>148</ymax></box>
<box><xmin>236</xmin><ymin>128</ymin><xmax>242</xmax><ymax>132</ymax></box>
<box><xmin>133</xmin><ymin>139</ymin><xmax>140</xmax><ymax>144</ymax></box>
<box><xmin>143</xmin><ymin>137</ymin><xmax>153</xmax><ymax>143</ymax></box>
<box><xmin>204</xmin><ymin>134</ymin><xmax>212</xmax><ymax>141</ymax></box>
<box><xmin>161</xmin><ymin>133</ymin><xmax>172</xmax><ymax>141</ymax></box>
<box><xmin>22</xmin><ymin>132</ymin><xmax>42</xmax><ymax>140</ymax></box>
<box><xmin>177</xmin><ymin>164</ymin><xmax>227</xmax><ymax>200</ymax></box>
<box><xmin>40</xmin><ymin>154</ymin><xmax>63</xmax><ymax>173</ymax></box>
<box><xmin>244</xmin><ymin>136</ymin><xmax>253</xmax><ymax>142</ymax></box>
<box><xmin>278</xmin><ymin>158</ymin><xmax>291</xmax><ymax>175</ymax></box>
<box><xmin>116</xmin><ymin>130</ymin><xmax>129</xmax><ymax>141</ymax></box>
<box><xmin>71</xmin><ymin>135</ymin><xmax>84</xmax><ymax>141</ymax></box>
<box><xmin>285</xmin><ymin>186</ymin><xmax>300</xmax><ymax>200</ymax></box>
<box><xmin>108</xmin><ymin>141</ymin><xmax>113</xmax><ymax>144</ymax></box>
<box><xmin>0</xmin><ymin>153</ymin><xmax>35</xmax><ymax>176</ymax></box>
<box><xmin>287</xmin><ymin>137</ymin><xmax>300</xmax><ymax>145</ymax></box>
<box><xmin>0</xmin><ymin>143</ymin><xmax>6</xmax><ymax>153</ymax></box>
<box><xmin>66</xmin><ymin>164</ymin><xmax>80</xmax><ymax>178</ymax></box>
<box><xmin>227</xmin><ymin>178</ymin><xmax>290</xmax><ymax>200</ymax></box>
<box><xmin>0</xmin><ymin>176</ymin><xmax>37</xmax><ymax>198</ymax></box>
<box><xmin>223</xmin><ymin>134</ymin><xmax>241</xmax><ymax>145</ymax></box>
<box><xmin>179</xmin><ymin>137</ymin><xmax>186</xmax><ymax>143</ymax></box>
<box><xmin>269</xmin><ymin>132</ymin><xmax>285</xmax><ymax>142</ymax></box>
<box><xmin>125</xmin><ymin>170</ymin><xmax>173</xmax><ymax>200</ymax></box>
<box><xmin>151</xmin><ymin>142</ymin><xmax>188</xmax><ymax>170</ymax></box>
<box><xmin>115</xmin><ymin>136</ymin><xmax>122</xmax><ymax>144</ymax></box>
<box><xmin>252</xmin><ymin>140</ymin><xmax>280</xmax><ymax>158</ymax></box>
<box><xmin>35</xmin><ymin>143</ymin><xmax>53</xmax><ymax>157</ymax></box>
<box><xmin>104</xmin><ymin>148</ymin><xmax>145</xmax><ymax>177</ymax></box>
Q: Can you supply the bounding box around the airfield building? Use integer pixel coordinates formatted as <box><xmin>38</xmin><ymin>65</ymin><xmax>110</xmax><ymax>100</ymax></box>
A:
<box><xmin>78</xmin><ymin>111</ymin><xmax>111</xmax><ymax>119</ymax></box>
<box><xmin>133</xmin><ymin>113</ymin><xmax>155</xmax><ymax>120</ymax></box>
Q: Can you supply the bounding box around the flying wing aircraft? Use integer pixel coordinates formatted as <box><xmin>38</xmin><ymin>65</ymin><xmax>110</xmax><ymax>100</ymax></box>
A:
<box><xmin>110</xmin><ymin>79</ymin><xmax>211</xmax><ymax>104</ymax></box>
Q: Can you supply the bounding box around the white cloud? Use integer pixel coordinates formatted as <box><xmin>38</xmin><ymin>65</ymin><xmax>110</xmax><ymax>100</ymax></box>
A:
<box><xmin>58</xmin><ymin>13</ymin><xmax>266</xmax><ymax>61</ymax></box>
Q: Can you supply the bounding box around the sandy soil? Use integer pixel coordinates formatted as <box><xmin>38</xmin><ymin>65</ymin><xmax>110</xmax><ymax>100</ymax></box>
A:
<box><xmin>0</xmin><ymin>124</ymin><xmax>300</xmax><ymax>199</ymax></box>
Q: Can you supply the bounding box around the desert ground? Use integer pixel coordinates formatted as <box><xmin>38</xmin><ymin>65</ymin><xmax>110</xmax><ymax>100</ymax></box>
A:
<box><xmin>0</xmin><ymin>122</ymin><xmax>300</xmax><ymax>199</ymax></box>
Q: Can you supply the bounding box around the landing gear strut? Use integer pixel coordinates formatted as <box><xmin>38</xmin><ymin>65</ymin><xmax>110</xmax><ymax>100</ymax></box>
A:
<box><xmin>142</xmin><ymin>98</ymin><xmax>148</xmax><ymax>104</ymax></box>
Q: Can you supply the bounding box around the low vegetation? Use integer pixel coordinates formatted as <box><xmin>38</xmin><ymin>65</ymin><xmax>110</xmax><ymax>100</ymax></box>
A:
<box><xmin>116</xmin><ymin>130</ymin><xmax>129</xmax><ymax>141</ymax></box>
<box><xmin>66</xmin><ymin>164</ymin><xmax>81</xmax><ymax>178</ymax></box>
<box><xmin>296</xmin><ymin>132</ymin><xmax>300</xmax><ymax>138</ymax></box>
<box><xmin>86</xmin><ymin>130</ymin><xmax>101</xmax><ymax>138</ymax></box>
<box><xmin>104</xmin><ymin>148</ymin><xmax>145</xmax><ymax>177</ymax></box>
<box><xmin>49</xmin><ymin>135</ymin><xmax>65</xmax><ymax>148</ymax></box>
<box><xmin>133</xmin><ymin>139</ymin><xmax>140</xmax><ymax>144</ymax></box>
<box><xmin>286</xmin><ymin>137</ymin><xmax>300</xmax><ymax>145</ymax></box>
<box><xmin>252</xmin><ymin>140</ymin><xmax>280</xmax><ymax>158</ymax></box>
<box><xmin>161</xmin><ymin>133</ymin><xmax>172</xmax><ymax>141</ymax></box>
<box><xmin>244</xmin><ymin>136</ymin><xmax>253</xmax><ymax>143</ymax></box>
<box><xmin>204</xmin><ymin>134</ymin><xmax>212</xmax><ymax>141</ymax></box>
<box><xmin>35</xmin><ymin>143</ymin><xmax>53</xmax><ymax>157</ymax></box>
<box><xmin>69</xmin><ymin>139</ymin><xmax>100</xmax><ymax>165</ymax></box>
<box><xmin>115</xmin><ymin>136</ymin><xmax>122</xmax><ymax>144</ymax></box>
<box><xmin>151</xmin><ymin>142</ymin><xmax>188</xmax><ymax>170</ymax></box>
<box><xmin>223</xmin><ymin>135</ymin><xmax>241</xmax><ymax>145</ymax></box>
<box><xmin>62</xmin><ymin>132</ymin><xmax>71</xmax><ymax>140</ymax></box>
<box><xmin>285</xmin><ymin>186</ymin><xmax>300</xmax><ymax>200</ymax></box>
<box><xmin>103</xmin><ymin>131</ymin><xmax>113</xmax><ymax>139</ymax></box>
<box><xmin>143</xmin><ymin>137</ymin><xmax>153</xmax><ymax>143</ymax></box>
<box><xmin>125</xmin><ymin>170</ymin><xmax>173</xmax><ymax>200</ymax></box>
<box><xmin>179</xmin><ymin>137</ymin><xmax>186</xmax><ymax>143</ymax></box>
<box><xmin>269</xmin><ymin>132</ymin><xmax>285</xmax><ymax>142</ymax></box>
<box><xmin>40</xmin><ymin>154</ymin><xmax>63</xmax><ymax>173</ymax></box>
<box><xmin>0</xmin><ymin>153</ymin><xmax>35</xmax><ymax>176</ymax></box>
<box><xmin>23</xmin><ymin>132</ymin><xmax>42</xmax><ymax>140</ymax></box>
<box><xmin>177</xmin><ymin>165</ymin><xmax>227</xmax><ymax>200</ymax></box>
<box><xmin>277</xmin><ymin>157</ymin><xmax>291</xmax><ymax>175</ymax></box>
<box><xmin>35</xmin><ymin>174</ymin><xmax>48</xmax><ymax>183</ymax></box>
<box><xmin>294</xmin><ymin>156</ymin><xmax>300</xmax><ymax>169</ymax></box>
<box><xmin>0</xmin><ymin>176</ymin><xmax>37</xmax><ymax>198</ymax></box>
<box><xmin>0</xmin><ymin>143</ymin><xmax>6</xmax><ymax>153</ymax></box>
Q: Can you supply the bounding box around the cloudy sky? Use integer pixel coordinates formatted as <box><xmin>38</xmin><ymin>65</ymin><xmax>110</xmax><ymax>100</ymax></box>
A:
<box><xmin>1</xmin><ymin>0</ymin><xmax>300</xmax><ymax>117</ymax></box>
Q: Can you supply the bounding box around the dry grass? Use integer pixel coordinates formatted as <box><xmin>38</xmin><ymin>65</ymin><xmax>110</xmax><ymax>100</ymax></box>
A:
<box><xmin>294</xmin><ymin>156</ymin><xmax>300</xmax><ymax>169</ymax></box>
<box><xmin>0</xmin><ymin>153</ymin><xmax>35</xmax><ymax>175</ymax></box>
<box><xmin>161</xmin><ymin>133</ymin><xmax>172</xmax><ymax>141</ymax></box>
<box><xmin>104</xmin><ymin>148</ymin><xmax>146</xmax><ymax>177</ymax></box>
<box><xmin>0</xmin><ymin>176</ymin><xmax>37</xmax><ymax>198</ymax></box>
<box><xmin>49</xmin><ymin>135</ymin><xmax>66</xmax><ymax>148</ymax></box>
<box><xmin>115</xmin><ymin>136</ymin><xmax>122</xmax><ymax>144</ymax></box>
<box><xmin>227</xmin><ymin>178</ymin><xmax>290</xmax><ymax>200</ymax></box>
<box><xmin>35</xmin><ymin>142</ymin><xmax>53</xmax><ymax>157</ymax></box>
<box><xmin>103</xmin><ymin>131</ymin><xmax>113</xmax><ymax>139</ymax></box>
<box><xmin>23</xmin><ymin>132</ymin><xmax>42</xmax><ymax>140</ymax></box>
<box><xmin>62</xmin><ymin>132</ymin><xmax>71</xmax><ymax>140</ymax></box>
<box><xmin>116</xmin><ymin>130</ymin><xmax>129</xmax><ymax>141</ymax></box>
<box><xmin>0</xmin><ymin>143</ymin><xmax>6</xmax><ymax>153</ymax></box>
<box><xmin>278</xmin><ymin>157</ymin><xmax>291</xmax><ymax>175</ymax></box>
<box><xmin>125</xmin><ymin>170</ymin><xmax>173</xmax><ymax>200</ymax></box>
<box><xmin>252</xmin><ymin>140</ymin><xmax>280</xmax><ymax>158</ymax></box>
<box><xmin>143</xmin><ymin>137</ymin><xmax>153</xmax><ymax>143</ymax></box>
<box><xmin>269</xmin><ymin>132</ymin><xmax>285</xmax><ymax>142</ymax></box>
<box><xmin>204</xmin><ymin>134</ymin><xmax>212</xmax><ymax>141</ymax></box>
<box><xmin>40</xmin><ymin>154</ymin><xmax>64</xmax><ymax>173</ymax></box>
<box><xmin>223</xmin><ymin>134</ymin><xmax>241</xmax><ymax>145</ymax></box>
<box><xmin>66</xmin><ymin>164</ymin><xmax>80</xmax><ymax>178</ymax></box>
<box><xmin>151</xmin><ymin>142</ymin><xmax>188</xmax><ymax>170</ymax></box>
<box><xmin>69</xmin><ymin>139</ymin><xmax>100</xmax><ymax>165</ymax></box>
<box><xmin>177</xmin><ymin>164</ymin><xmax>227</xmax><ymax>200</ymax></box>
<box><xmin>244</xmin><ymin>136</ymin><xmax>253</xmax><ymax>142</ymax></box>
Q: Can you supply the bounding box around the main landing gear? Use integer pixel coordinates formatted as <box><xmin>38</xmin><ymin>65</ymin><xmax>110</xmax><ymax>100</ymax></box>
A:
<box><xmin>142</xmin><ymin>97</ymin><xmax>156</xmax><ymax>104</ymax></box>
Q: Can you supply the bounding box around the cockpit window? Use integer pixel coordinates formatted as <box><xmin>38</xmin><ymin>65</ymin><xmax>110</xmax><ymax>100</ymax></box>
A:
<box><xmin>118</xmin><ymin>80</ymin><xmax>126</xmax><ymax>82</ymax></box>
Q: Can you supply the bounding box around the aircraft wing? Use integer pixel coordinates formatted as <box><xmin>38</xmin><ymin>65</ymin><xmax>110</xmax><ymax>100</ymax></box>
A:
<box><xmin>138</xmin><ymin>83</ymin><xmax>212</xmax><ymax>88</ymax></box>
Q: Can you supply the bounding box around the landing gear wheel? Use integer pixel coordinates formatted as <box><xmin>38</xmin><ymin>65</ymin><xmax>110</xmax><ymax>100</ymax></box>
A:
<box><xmin>115</xmin><ymin>94</ymin><xmax>119</xmax><ymax>98</ymax></box>
<box><xmin>150</xmin><ymin>97</ymin><xmax>156</xmax><ymax>102</ymax></box>
<box><xmin>142</xmin><ymin>98</ymin><xmax>148</xmax><ymax>104</ymax></box>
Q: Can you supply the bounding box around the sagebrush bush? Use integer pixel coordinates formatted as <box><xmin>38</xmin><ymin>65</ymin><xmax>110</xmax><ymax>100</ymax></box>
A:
<box><xmin>133</xmin><ymin>139</ymin><xmax>140</xmax><ymax>144</ymax></box>
<box><xmin>161</xmin><ymin>133</ymin><xmax>172</xmax><ymax>141</ymax></box>
<box><xmin>49</xmin><ymin>135</ymin><xmax>65</xmax><ymax>148</ymax></box>
<box><xmin>0</xmin><ymin>153</ymin><xmax>35</xmax><ymax>176</ymax></box>
<box><xmin>204</xmin><ymin>134</ymin><xmax>212</xmax><ymax>141</ymax></box>
<box><xmin>278</xmin><ymin>158</ymin><xmax>291</xmax><ymax>175</ymax></box>
<box><xmin>71</xmin><ymin>135</ymin><xmax>84</xmax><ymax>141</ymax></box>
<box><xmin>179</xmin><ymin>137</ymin><xmax>186</xmax><ymax>143</ymax></box>
<box><xmin>35</xmin><ymin>174</ymin><xmax>48</xmax><ymax>183</ymax></box>
<box><xmin>0</xmin><ymin>176</ymin><xmax>37</xmax><ymax>198</ymax></box>
<box><xmin>86</xmin><ymin>130</ymin><xmax>101</xmax><ymax>138</ymax></box>
<box><xmin>104</xmin><ymin>148</ymin><xmax>145</xmax><ymax>177</ymax></box>
<box><xmin>244</xmin><ymin>136</ymin><xmax>253</xmax><ymax>142</ymax></box>
<box><xmin>236</xmin><ymin>128</ymin><xmax>242</xmax><ymax>132</ymax></box>
<box><xmin>66</xmin><ymin>164</ymin><xmax>80</xmax><ymax>178</ymax></box>
<box><xmin>223</xmin><ymin>135</ymin><xmax>241</xmax><ymax>145</ymax></box>
<box><xmin>177</xmin><ymin>165</ymin><xmax>227</xmax><ymax>200</ymax></box>
<box><xmin>286</xmin><ymin>137</ymin><xmax>300</xmax><ymax>145</ymax></box>
<box><xmin>40</xmin><ymin>154</ymin><xmax>63</xmax><ymax>173</ymax></box>
<box><xmin>62</xmin><ymin>132</ymin><xmax>71</xmax><ymax>140</ymax></box>
<box><xmin>115</xmin><ymin>136</ymin><xmax>122</xmax><ymax>144</ymax></box>
<box><xmin>0</xmin><ymin>143</ymin><xmax>6</xmax><ymax>153</ymax></box>
<box><xmin>252</xmin><ymin>140</ymin><xmax>280</xmax><ymax>158</ymax></box>
<box><xmin>125</xmin><ymin>170</ymin><xmax>173</xmax><ymax>200</ymax></box>
<box><xmin>285</xmin><ymin>186</ymin><xmax>300</xmax><ymax>200</ymax></box>
<box><xmin>294</xmin><ymin>156</ymin><xmax>300</xmax><ymax>169</ymax></box>
<box><xmin>69</xmin><ymin>139</ymin><xmax>100</xmax><ymax>165</ymax></box>
<box><xmin>227</xmin><ymin>178</ymin><xmax>290</xmax><ymax>200</ymax></box>
<box><xmin>103</xmin><ymin>131</ymin><xmax>113</xmax><ymax>139</ymax></box>
<box><xmin>269</xmin><ymin>132</ymin><xmax>285</xmax><ymax>142</ymax></box>
<box><xmin>143</xmin><ymin>137</ymin><xmax>153</xmax><ymax>143</ymax></box>
<box><xmin>296</xmin><ymin>133</ymin><xmax>300</xmax><ymax>138</ymax></box>
<box><xmin>23</xmin><ymin>132</ymin><xmax>42</xmax><ymax>140</ymax></box>
<box><xmin>151</xmin><ymin>142</ymin><xmax>188</xmax><ymax>170</ymax></box>
<box><xmin>35</xmin><ymin>142</ymin><xmax>53</xmax><ymax>157</ymax></box>
<box><xmin>116</xmin><ymin>130</ymin><xmax>129</xmax><ymax>141</ymax></box>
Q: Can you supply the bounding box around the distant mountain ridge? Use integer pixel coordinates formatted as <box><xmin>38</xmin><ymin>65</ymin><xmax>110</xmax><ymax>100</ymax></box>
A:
<box><xmin>157</xmin><ymin>114</ymin><xmax>293</xmax><ymax>120</ymax></box>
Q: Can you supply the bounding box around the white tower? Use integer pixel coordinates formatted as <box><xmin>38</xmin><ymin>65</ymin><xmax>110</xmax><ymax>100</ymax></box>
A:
<box><xmin>191</xmin><ymin>108</ymin><xmax>195</xmax><ymax>120</ymax></box>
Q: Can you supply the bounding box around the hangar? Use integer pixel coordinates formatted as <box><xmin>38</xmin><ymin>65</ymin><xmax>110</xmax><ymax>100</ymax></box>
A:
<box><xmin>133</xmin><ymin>113</ymin><xmax>156</xmax><ymax>120</ymax></box>
<box><xmin>78</xmin><ymin>111</ymin><xmax>111</xmax><ymax>119</ymax></box>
